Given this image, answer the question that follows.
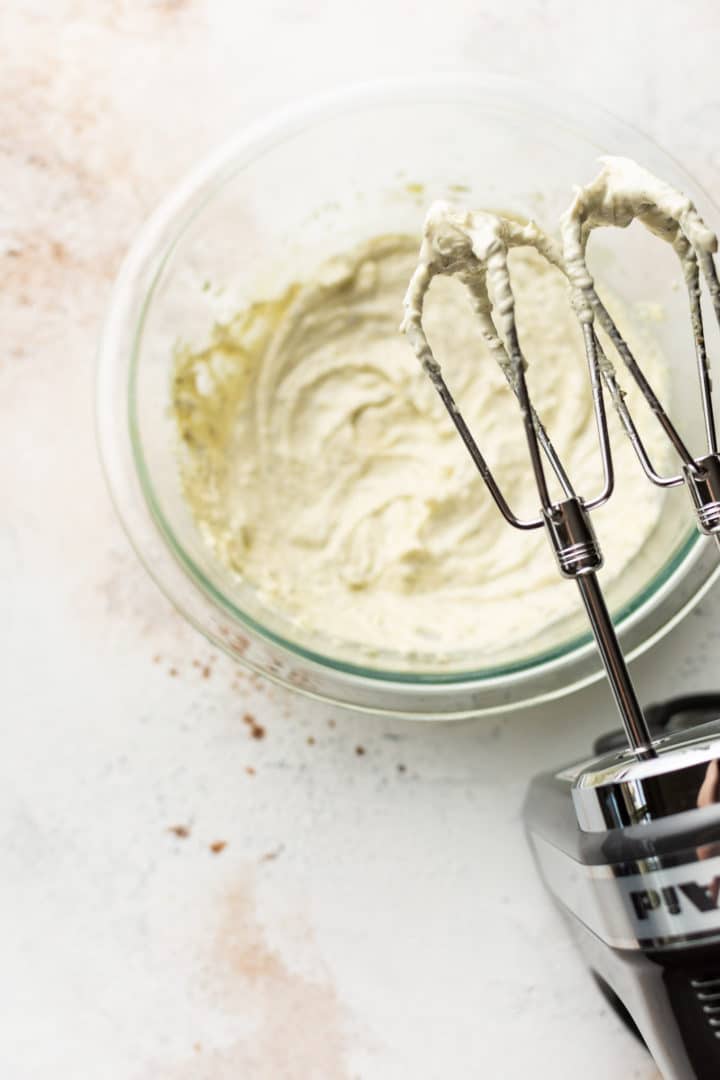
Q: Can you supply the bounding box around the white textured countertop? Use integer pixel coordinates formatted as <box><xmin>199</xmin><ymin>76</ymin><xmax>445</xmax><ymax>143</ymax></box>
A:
<box><xmin>3</xmin><ymin>3</ymin><xmax>720</xmax><ymax>1077</ymax></box>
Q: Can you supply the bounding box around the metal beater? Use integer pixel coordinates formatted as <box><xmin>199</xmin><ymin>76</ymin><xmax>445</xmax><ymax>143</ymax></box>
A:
<box><xmin>560</xmin><ymin>156</ymin><xmax>720</xmax><ymax>549</ymax></box>
<box><xmin>402</xmin><ymin>201</ymin><xmax>655</xmax><ymax>755</ymax></box>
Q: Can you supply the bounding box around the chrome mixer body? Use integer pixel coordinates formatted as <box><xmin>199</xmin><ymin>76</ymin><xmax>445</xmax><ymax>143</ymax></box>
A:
<box><xmin>527</xmin><ymin>706</ymin><xmax>720</xmax><ymax>1078</ymax></box>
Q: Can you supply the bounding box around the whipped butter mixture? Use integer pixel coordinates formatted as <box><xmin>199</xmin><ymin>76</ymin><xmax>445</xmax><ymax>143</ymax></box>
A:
<box><xmin>402</xmin><ymin>204</ymin><xmax>567</xmax><ymax>389</ymax></box>
<box><xmin>172</xmin><ymin>215</ymin><xmax>668</xmax><ymax>658</ymax></box>
<box><xmin>561</xmin><ymin>156</ymin><xmax>718</xmax><ymax>323</ymax></box>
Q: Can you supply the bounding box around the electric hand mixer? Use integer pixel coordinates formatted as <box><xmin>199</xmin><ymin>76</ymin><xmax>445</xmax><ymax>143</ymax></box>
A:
<box><xmin>402</xmin><ymin>158</ymin><xmax>720</xmax><ymax>1080</ymax></box>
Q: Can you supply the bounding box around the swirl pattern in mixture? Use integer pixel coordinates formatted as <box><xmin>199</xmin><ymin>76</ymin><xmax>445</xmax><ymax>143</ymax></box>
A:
<box><xmin>172</xmin><ymin>234</ymin><xmax>667</xmax><ymax>659</ymax></box>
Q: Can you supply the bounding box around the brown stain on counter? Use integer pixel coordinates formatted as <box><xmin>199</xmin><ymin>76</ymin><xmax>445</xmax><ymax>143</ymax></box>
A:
<box><xmin>145</xmin><ymin>871</ymin><xmax>350</xmax><ymax>1079</ymax></box>
<box><xmin>243</xmin><ymin>713</ymin><xmax>266</xmax><ymax>740</ymax></box>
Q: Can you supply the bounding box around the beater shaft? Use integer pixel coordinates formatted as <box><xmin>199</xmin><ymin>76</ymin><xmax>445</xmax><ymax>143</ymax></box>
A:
<box><xmin>543</xmin><ymin>496</ymin><xmax>653</xmax><ymax>756</ymax></box>
<box><xmin>575</xmin><ymin>573</ymin><xmax>652</xmax><ymax>755</ymax></box>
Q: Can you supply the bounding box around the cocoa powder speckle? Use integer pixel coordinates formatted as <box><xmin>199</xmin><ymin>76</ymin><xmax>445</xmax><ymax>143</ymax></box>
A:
<box><xmin>243</xmin><ymin>713</ymin><xmax>265</xmax><ymax>740</ymax></box>
<box><xmin>222</xmin><ymin>630</ymin><xmax>250</xmax><ymax>656</ymax></box>
<box><xmin>259</xmin><ymin>845</ymin><xmax>284</xmax><ymax>863</ymax></box>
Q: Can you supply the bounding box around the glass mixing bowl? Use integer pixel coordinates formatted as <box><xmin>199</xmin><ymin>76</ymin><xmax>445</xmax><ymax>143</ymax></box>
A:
<box><xmin>97</xmin><ymin>74</ymin><xmax>720</xmax><ymax>719</ymax></box>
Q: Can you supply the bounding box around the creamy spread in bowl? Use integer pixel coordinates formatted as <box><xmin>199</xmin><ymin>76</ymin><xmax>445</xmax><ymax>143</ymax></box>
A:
<box><xmin>172</xmin><ymin>230</ymin><xmax>668</xmax><ymax>658</ymax></box>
